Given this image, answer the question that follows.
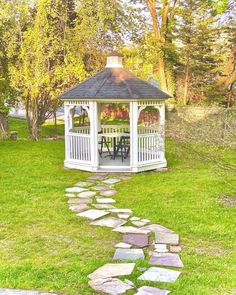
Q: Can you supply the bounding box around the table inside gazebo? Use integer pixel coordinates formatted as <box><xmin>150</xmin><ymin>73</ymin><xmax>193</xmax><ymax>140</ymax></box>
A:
<box><xmin>98</xmin><ymin>132</ymin><xmax>130</xmax><ymax>160</ymax></box>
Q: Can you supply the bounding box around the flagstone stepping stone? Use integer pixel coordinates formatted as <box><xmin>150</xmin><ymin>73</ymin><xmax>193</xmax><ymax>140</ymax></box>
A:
<box><xmin>141</xmin><ymin>219</ymin><xmax>150</xmax><ymax>223</ymax></box>
<box><xmin>154</xmin><ymin>244</ymin><xmax>168</xmax><ymax>253</ymax></box>
<box><xmin>99</xmin><ymin>190</ymin><xmax>117</xmax><ymax>197</ymax></box>
<box><xmin>93</xmin><ymin>204</ymin><xmax>116</xmax><ymax>209</ymax></box>
<box><xmin>65</xmin><ymin>193</ymin><xmax>76</xmax><ymax>198</ymax></box>
<box><xmin>138</xmin><ymin>267</ymin><xmax>181</xmax><ymax>283</ymax></box>
<box><xmin>91</xmin><ymin>217</ymin><xmax>127</xmax><ymax>228</ymax></box>
<box><xmin>113</xmin><ymin>226</ymin><xmax>150</xmax><ymax>235</ymax></box>
<box><xmin>123</xmin><ymin>233</ymin><xmax>149</xmax><ymax>248</ymax></box>
<box><xmin>68</xmin><ymin>198</ymin><xmax>91</xmax><ymax>204</ymax></box>
<box><xmin>135</xmin><ymin>286</ymin><xmax>170</xmax><ymax>295</ymax></box>
<box><xmin>75</xmin><ymin>181</ymin><xmax>92</xmax><ymax>188</ymax></box>
<box><xmin>78</xmin><ymin>191</ymin><xmax>96</xmax><ymax>198</ymax></box>
<box><xmin>65</xmin><ymin>187</ymin><xmax>88</xmax><ymax>193</ymax></box>
<box><xmin>115</xmin><ymin>242</ymin><xmax>132</xmax><ymax>249</ymax></box>
<box><xmin>108</xmin><ymin>208</ymin><xmax>132</xmax><ymax>214</ymax></box>
<box><xmin>88</xmin><ymin>263</ymin><xmax>135</xmax><ymax>280</ymax></box>
<box><xmin>124</xmin><ymin>279</ymin><xmax>135</xmax><ymax>287</ymax></box>
<box><xmin>130</xmin><ymin>216</ymin><xmax>141</xmax><ymax>221</ymax></box>
<box><xmin>69</xmin><ymin>204</ymin><xmax>89</xmax><ymax>212</ymax></box>
<box><xmin>103</xmin><ymin>178</ymin><xmax>121</xmax><ymax>185</ymax></box>
<box><xmin>142</xmin><ymin>224</ymin><xmax>174</xmax><ymax>233</ymax></box>
<box><xmin>88</xmin><ymin>278</ymin><xmax>133</xmax><ymax>295</ymax></box>
<box><xmin>155</xmin><ymin>232</ymin><xmax>179</xmax><ymax>245</ymax></box>
<box><xmin>149</xmin><ymin>253</ymin><xmax>184</xmax><ymax>268</ymax></box>
<box><xmin>113</xmin><ymin>248</ymin><xmax>145</xmax><ymax>260</ymax></box>
<box><xmin>170</xmin><ymin>245</ymin><xmax>182</xmax><ymax>253</ymax></box>
<box><xmin>0</xmin><ymin>289</ymin><xmax>58</xmax><ymax>295</ymax></box>
<box><xmin>117</xmin><ymin>213</ymin><xmax>131</xmax><ymax>219</ymax></box>
<box><xmin>77</xmin><ymin>209</ymin><xmax>109</xmax><ymax>220</ymax></box>
<box><xmin>132</xmin><ymin>221</ymin><xmax>149</xmax><ymax>227</ymax></box>
<box><xmin>96</xmin><ymin>198</ymin><xmax>116</xmax><ymax>204</ymax></box>
<box><xmin>92</xmin><ymin>185</ymin><xmax>111</xmax><ymax>191</ymax></box>
<box><xmin>88</xmin><ymin>174</ymin><xmax>108</xmax><ymax>181</ymax></box>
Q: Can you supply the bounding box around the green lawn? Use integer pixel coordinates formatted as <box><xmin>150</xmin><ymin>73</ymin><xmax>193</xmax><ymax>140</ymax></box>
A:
<box><xmin>0</xmin><ymin>119</ymin><xmax>236</xmax><ymax>294</ymax></box>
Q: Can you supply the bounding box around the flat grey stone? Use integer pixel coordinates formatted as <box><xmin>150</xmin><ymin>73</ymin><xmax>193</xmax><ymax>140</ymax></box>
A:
<box><xmin>155</xmin><ymin>232</ymin><xmax>179</xmax><ymax>245</ymax></box>
<box><xmin>77</xmin><ymin>209</ymin><xmax>109</xmax><ymax>220</ymax></box>
<box><xmin>103</xmin><ymin>178</ymin><xmax>120</xmax><ymax>184</ymax></box>
<box><xmin>64</xmin><ymin>193</ymin><xmax>76</xmax><ymax>198</ymax></box>
<box><xmin>170</xmin><ymin>245</ymin><xmax>182</xmax><ymax>253</ymax></box>
<box><xmin>154</xmin><ymin>244</ymin><xmax>168</xmax><ymax>253</ymax></box>
<box><xmin>115</xmin><ymin>242</ymin><xmax>132</xmax><ymax>249</ymax></box>
<box><xmin>75</xmin><ymin>181</ymin><xmax>92</xmax><ymax>188</ymax></box>
<box><xmin>88</xmin><ymin>174</ymin><xmax>108</xmax><ymax>181</ymax></box>
<box><xmin>108</xmin><ymin>208</ymin><xmax>132</xmax><ymax>214</ymax></box>
<box><xmin>92</xmin><ymin>185</ymin><xmax>111</xmax><ymax>191</ymax></box>
<box><xmin>91</xmin><ymin>217</ymin><xmax>127</xmax><ymax>228</ymax></box>
<box><xmin>141</xmin><ymin>219</ymin><xmax>150</xmax><ymax>223</ymax></box>
<box><xmin>65</xmin><ymin>187</ymin><xmax>88</xmax><ymax>193</ymax></box>
<box><xmin>123</xmin><ymin>233</ymin><xmax>149</xmax><ymax>248</ymax></box>
<box><xmin>124</xmin><ymin>279</ymin><xmax>135</xmax><ymax>287</ymax></box>
<box><xmin>117</xmin><ymin>213</ymin><xmax>131</xmax><ymax>219</ymax></box>
<box><xmin>113</xmin><ymin>226</ymin><xmax>150</xmax><ymax>235</ymax></box>
<box><xmin>88</xmin><ymin>278</ymin><xmax>133</xmax><ymax>295</ymax></box>
<box><xmin>69</xmin><ymin>204</ymin><xmax>89</xmax><ymax>212</ymax></box>
<box><xmin>93</xmin><ymin>204</ymin><xmax>116</xmax><ymax>209</ymax></box>
<box><xmin>135</xmin><ymin>286</ymin><xmax>170</xmax><ymax>295</ymax></box>
<box><xmin>150</xmin><ymin>253</ymin><xmax>184</xmax><ymax>268</ymax></box>
<box><xmin>130</xmin><ymin>216</ymin><xmax>141</xmax><ymax>221</ymax></box>
<box><xmin>132</xmin><ymin>221</ymin><xmax>148</xmax><ymax>227</ymax></box>
<box><xmin>97</xmin><ymin>198</ymin><xmax>116</xmax><ymax>204</ymax></box>
<box><xmin>138</xmin><ymin>267</ymin><xmax>181</xmax><ymax>283</ymax></box>
<box><xmin>78</xmin><ymin>191</ymin><xmax>96</xmax><ymax>198</ymax></box>
<box><xmin>142</xmin><ymin>224</ymin><xmax>174</xmax><ymax>233</ymax></box>
<box><xmin>88</xmin><ymin>263</ymin><xmax>135</xmax><ymax>280</ymax></box>
<box><xmin>113</xmin><ymin>248</ymin><xmax>145</xmax><ymax>261</ymax></box>
<box><xmin>68</xmin><ymin>198</ymin><xmax>91</xmax><ymax>204</ymax></box>
<box><xmin>0</xmin><ymin>289</ymin><xmax>57</xmax><ymax>295</ymax></box>
<box><xmin>100</xmin><ymin>190</ymin><xmax>117</xmax><ymax>197</ymax></box>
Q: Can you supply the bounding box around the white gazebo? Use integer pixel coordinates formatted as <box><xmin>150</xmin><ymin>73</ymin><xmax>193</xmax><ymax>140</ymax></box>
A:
<box><xmin>60</xmin><ymin>52</ymin><xmax>170</xmax><ymax>173</ymax></box>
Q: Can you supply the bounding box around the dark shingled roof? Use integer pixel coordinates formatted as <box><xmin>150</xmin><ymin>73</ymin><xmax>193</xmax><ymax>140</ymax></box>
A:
<box><xmin>59</xmin><ymin>67</ymin><xmax>171</xmax><ymax>100</ymax></box>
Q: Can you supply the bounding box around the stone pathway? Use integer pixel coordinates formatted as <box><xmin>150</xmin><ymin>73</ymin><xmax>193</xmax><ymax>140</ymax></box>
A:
<box><xmin>65</xmin><ymin>173</ymin><xmax>184</xmax><ymax>294</ymax></box>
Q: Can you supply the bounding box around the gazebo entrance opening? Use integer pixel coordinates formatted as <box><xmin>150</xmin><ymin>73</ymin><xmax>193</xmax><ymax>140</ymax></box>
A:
<box><xmin>98</xmin><ymin>103</ymin><xmax>130</xmax><ymax>168</ymax></box>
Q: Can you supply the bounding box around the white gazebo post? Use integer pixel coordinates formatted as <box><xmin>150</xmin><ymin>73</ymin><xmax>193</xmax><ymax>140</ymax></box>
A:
<box><xmin>89</xmin><ymin>101</ymin><xmax>99</xmax><ymax>171</ymax></box>
<box><xmin>157</xmin><ymin>102</ymin><xmax>166</xmax><ymax>163</ymax></box>
<box><xmin>64</xmin><ymin>103</ymin><xmax>74</xmax><ymax>161</ymax></box>
<box><xmin>130</xmin><ymin>101</ymin><xmax>139</xmax><ymax>172</ymax></box>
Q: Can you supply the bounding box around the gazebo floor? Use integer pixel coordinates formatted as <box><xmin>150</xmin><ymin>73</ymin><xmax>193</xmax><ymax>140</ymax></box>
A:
<box><xmin>99</xmin><ymin>153</ymin><xmax>130</xmax><ymax>167</ymax></box>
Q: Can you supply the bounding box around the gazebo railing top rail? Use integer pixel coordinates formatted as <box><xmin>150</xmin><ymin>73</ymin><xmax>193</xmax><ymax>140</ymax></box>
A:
<box><xmin>70</xmin><ymin>124</ymin><xmax>161</xmax><ymax>135</ymax></box>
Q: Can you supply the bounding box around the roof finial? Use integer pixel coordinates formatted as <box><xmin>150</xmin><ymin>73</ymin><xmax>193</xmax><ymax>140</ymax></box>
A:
<box><xmin>106</xmin><ymin>51</ymin><xmax>123</xmax><ymax>68</ymax></box>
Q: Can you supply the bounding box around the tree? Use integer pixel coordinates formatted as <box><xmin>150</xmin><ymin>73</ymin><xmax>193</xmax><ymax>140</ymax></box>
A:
<box><xmin>0</xmin><ymin>0</ymin><xmax>32</xmax><ymax>138</ymax></box>
<box><xmin>11</xmin><ymin>0</ymin><xmax>87</xmax><ymax>139</ymax></box>
<box><xmin>136</xmin><ymin>0</ymin><xmax>179</xmax><ymax>95</ymax></box>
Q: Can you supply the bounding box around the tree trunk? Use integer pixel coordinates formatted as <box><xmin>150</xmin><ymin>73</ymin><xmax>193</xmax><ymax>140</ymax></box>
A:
<box><xmin>53</xmin><ymin>110</ymin><xmax>57</xmax><ymax>133</ymax></box>
<box><xmin>157</xmin><ymin>57</ymin><xmax>168</xmax><ymax>93</ymax></box>
<box><xmin>146</xmin><ymin>0</ymin><xmax>169</xmax><ymax>93</ymax></box>
<box><xmin>0</xmin><ymin>113</ymin><xmax>8</xmax><ymax>138</ymax></box>
<box><xmin>183</xmin><ymin>62</ymin><xmax>189</xmax><ymax>105</ymax></box>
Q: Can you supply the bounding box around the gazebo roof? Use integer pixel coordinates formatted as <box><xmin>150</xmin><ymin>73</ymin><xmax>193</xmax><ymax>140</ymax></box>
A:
<box><xmin>60</xmin><ymin>53</ymin><xmax>171</xmax><ymax>100</ymax></box>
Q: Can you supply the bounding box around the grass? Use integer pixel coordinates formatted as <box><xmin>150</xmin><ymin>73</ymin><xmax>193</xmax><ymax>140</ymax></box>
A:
<box><xmin>0</xmin><ymin>118</ymin><xmax>235</xmax><ymax>294</ymax></box>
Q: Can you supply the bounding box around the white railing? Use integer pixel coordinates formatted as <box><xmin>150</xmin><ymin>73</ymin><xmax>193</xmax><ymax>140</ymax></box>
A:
<box><xmin>66</xmin><ymin>133</ymin><xmax>91</xmax><ymax>162</ymax></box>
<box><xmin>101</xmin><ymin>125</ymin><xmax>130</xmax><ymax>134</ymax></box>
<box><xmin>70</xmin><ymin>126</ymin><xmax>90</xmax><ymax>134</ymax></box>
<box><xmin>138</xmin><ymin>133</ymin><xmax>164</xmax><ymax>164</ymax></box>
